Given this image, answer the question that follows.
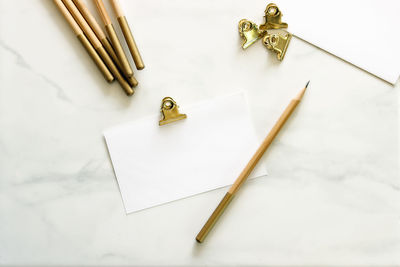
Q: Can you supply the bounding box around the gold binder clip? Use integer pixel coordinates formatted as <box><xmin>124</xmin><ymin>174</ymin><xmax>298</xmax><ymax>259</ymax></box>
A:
<box><xmin>259</xmin><ymin>3</ymin><xmax>288</xmax><ymax>31</ymax></box>
<box><xmin>262</xmin><ymin>31</ymin><xmax>292</xmax><ymax>61</ymax></box>
<box><xmin>159</xmin><ymin>97</ymin><xmax>187</xmax><ymax>126</ymax></box>
<box><xmin>238</xmin><ymin>19</ymin><xmax>263</xmax><ymax>49</ymax></box>
<box><xmin>238</xmin><ymin>3</ymin><xmax>291</xmax><ymax>61</ymax></box>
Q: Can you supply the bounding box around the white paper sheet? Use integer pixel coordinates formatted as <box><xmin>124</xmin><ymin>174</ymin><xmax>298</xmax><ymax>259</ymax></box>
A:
<box><xmin>279</xmin><ymin>0</ymin><xmax>400</xmax><ymax>84</ymax></box>
<box><xmin>104</xmin><ymin>92</ymin><xmax>267</xmax><ymax>213</ymax></box>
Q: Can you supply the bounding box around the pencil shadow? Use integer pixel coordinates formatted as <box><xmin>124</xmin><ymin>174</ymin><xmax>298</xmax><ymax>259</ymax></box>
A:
<box><xmin>40</xmin><ymin>0</ymin><xmax>135</xmax><ymax>107</ymax></box>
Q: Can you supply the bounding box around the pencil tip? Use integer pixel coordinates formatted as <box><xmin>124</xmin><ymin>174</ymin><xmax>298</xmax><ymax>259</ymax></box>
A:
<box><xmin>295</xmin><ymin>82</ymin><xmax>308</xmax><ymax>100</ymax></box>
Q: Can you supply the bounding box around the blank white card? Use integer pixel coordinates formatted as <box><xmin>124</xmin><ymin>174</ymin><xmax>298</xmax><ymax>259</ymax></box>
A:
<box><xmin>104</xmin><ymin>92</ymin><xmax>267</xmax><ymax>213</ymax></box>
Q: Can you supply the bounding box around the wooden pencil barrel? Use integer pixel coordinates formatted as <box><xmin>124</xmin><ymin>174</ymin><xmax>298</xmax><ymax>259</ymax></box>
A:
<box><xmin>72</xmin><ymin>0</ymin><xmax>106</xmax><ymax>40</ymax></box>
<box><xmin>54</xmin><ymin>0</ymin><xmax>114</xmax><ymax>82</ymax></box>
<box><xmin>229</xmin><ymin>99</ymin><xmax>300</xmax><ymax>195</ymax></box>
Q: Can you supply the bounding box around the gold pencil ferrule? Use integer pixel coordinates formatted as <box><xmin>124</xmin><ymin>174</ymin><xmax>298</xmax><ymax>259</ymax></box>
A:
<box><xmin>96</xmin><ymin>46</ymin><xmax>134</xmax><ymax>96</ymax></box>
<box><xmin>77</xmin><ymin>34</ymin><xmax>114</xmax><ymax>83</ymax></box>
<box><xmin>117</xmin><ymin>16</ymin><xmax>145</xmax><ymax>70</ymax></box>
<box><xmin>105</xmin><ymin>23</ymin><xmax>134</xmax><ymax>77</ymax></box>
<box><xmin>196</xmin><ymin>192</ymin><xmax>234</xmax><ymax>243</ymax></box>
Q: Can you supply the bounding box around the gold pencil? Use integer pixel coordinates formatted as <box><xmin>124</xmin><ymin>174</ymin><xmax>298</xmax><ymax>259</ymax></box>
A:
<box><xmin>62</xmin><ymin>0</ymin><xmax>135</xmax><ymax>95</ymax></box>
<box><xmin>110</xmin><ymin>0</ymin><xmax>145</xmax><ymax>70</ymax></box>
<box><xmin>72</xmin><ymin>0</ymin><xmax>138</xmax><ymax>87</ymax></box>
<box><xmin>93</xmin><ymin>0</ymin><xmax>134</xmax><ymax>78</ymax></box>
<box><xmin>53</xmin><ymin>0</ymin><xmax>114</xmax><ymax>83</ymax></box>
<box><xmin>196</xmin><ymin>81</ymin><xmax>309</xmax><ymax>243</ymax></box>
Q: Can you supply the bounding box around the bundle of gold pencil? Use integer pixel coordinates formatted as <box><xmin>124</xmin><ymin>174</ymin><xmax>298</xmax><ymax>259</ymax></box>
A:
<box><xmin>54</xmin><ymin>0</ymin><xmax>144</xmax><ymax>96</ymax></box>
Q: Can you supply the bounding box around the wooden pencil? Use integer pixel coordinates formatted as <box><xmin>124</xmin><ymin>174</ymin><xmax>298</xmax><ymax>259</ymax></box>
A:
<box><xmin>93</xmin><ymin>0</ymin><xmax>134</xmax><ymax>78</ymax></box>
<box><xmin>62</xmin><ymin>0</ymin><xmax>136</xmax><ymax>95</ymax></box>
<box><xmin>53</xmin><ymin>0</ymin><xmax>114</xmax><ymax>82</ymax></box>
<box><xmin>196</xmin><ymin>82</ymin><xmax>309</xmax><ymax>243</ymax></box>
<box><xmin>109</xmin><ymin>0</ymin><xmax>145</xmax><ymax>70</ymax></box>
<box><xmin>72</xmin><ymin>0</ymin><xmax>138</xmax><ymax>87</ymax></box>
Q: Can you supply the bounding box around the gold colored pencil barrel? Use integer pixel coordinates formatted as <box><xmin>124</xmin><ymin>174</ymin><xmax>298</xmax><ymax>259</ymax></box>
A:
<box><xmin>118</xmin><ymin>16</ymin><xmax>145</xmax><ymax>70</ymax></box>
<box><xmin>109</xmin><ymin>0</ymin><xmax>144</xmax><ymax>70</ymax></box>
<box><xmin>105</xmin><ymin>24</ymin><xmax>134</xmax><ymax>77</ymax></box>
<box><xmin>100</xmin><ymin>37</ymin><xmax>119</xmax><ymax>68</ymax></box>
<box><xmin>196</xmin><ymin>192</ymin><xmax>234</xmax><ymax>243</ymax></box>
<box><xmin>96</xmin><ymin>46</ymin><xmax>134</xmax><ymax>96</ymax></box>
<box><xmin>92</xmin><ymin>0</ymin><xmax>137</xmax><ymax>88</ymax></box>
<box><xmin>125</xmin><ymin>72</ymin><xmax>139</xmax><ymax>88</ymax></box>
<box><xmin>101</xmin><ymin>37</ymin><xmax>138</xmax><ymax>87</ymax></box>
<box><xmin>77</xmin><ymin>34</ymin><xmax>114</xmax><ymax>82</ymax></box>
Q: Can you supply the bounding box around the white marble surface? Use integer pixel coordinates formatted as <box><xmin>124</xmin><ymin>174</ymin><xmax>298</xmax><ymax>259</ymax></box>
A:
<box><xmin>0</xmin><ymin>0</ymin><xmax>399</xmax><ymax>266</ymax></box>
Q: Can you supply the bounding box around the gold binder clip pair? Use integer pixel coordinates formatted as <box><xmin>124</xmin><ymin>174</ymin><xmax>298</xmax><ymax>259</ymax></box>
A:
<box><xmin>159</xmin><ymin>97</ymin><xmax>187</xmax><ymax>126</ymax></box>
<box><xmin>238</xmin><ymin>3</ymin><xmax>292</xmax><ymax>61</ymax></box>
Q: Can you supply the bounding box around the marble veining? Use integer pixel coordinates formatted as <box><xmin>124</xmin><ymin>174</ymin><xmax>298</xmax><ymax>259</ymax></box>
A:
<box><xmin>0</xmin><ymin>39</ymin><xmax>72</xmax><ymax>103</ymax></box>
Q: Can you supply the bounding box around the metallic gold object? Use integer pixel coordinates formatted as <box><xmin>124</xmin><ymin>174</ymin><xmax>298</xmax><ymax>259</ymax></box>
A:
<box><xmin>105</xmin><ymin>24</ymin><xmax>134</xmax><ymax>78</ymax></box>
<box><xmin>77</xmin><ymin>34</ymin><xmax>114</xmax><ymax>82</ymax></box>
<box><xmin>101</xmin><ymin>37</ymin><xmax>120</xmax><ymax>69</ymax></box>
<box><xmin>96</xmin><ymin>46</ymin><xmax>135</xmax><ymax>96</ymax></box>
<box><xmin>159</xmin><ymin>97</ymin><xmax>187</xmax><ymax>126</ymax></box>
<box><xmin>238</xmin><ymin>3</ymin><xmax>291</xmax><ymax>61</ymax></box>
<box><xmin>109</xmin><ymin>0</ymin><xmax>144</xmax><ymax>70</ymax></box>
<box><xmin>101</xmin><ymin>37</ymin><xmax>138</xmax><ymax>88</ymax></box>
<box><xmin>259</xmin><ymin>3</ymin><xmax>288</xmax><ymax>31</ymax></box>
<box><xmin>125</xmin><ymin>73</ymin><xmax>138</xmax><ymax>88</ymax></box>
<box><xmin>238</xmin><ymin>19</ymin><xmax>263</xmax><ymax>49</ymax></box>
<box><xmin>196</xmin><ymin>192</ymin><xmax>234</xmax><ymax>243</ymax></box>
<box><xmin>125</xmin><ymin>71</ymin><xmax>139</xmax><ymax>88</ymax></box>
<box><xmin>118</xmin><ymin>16</ymin><xmax>145</xmax><ymax>70</ymax></box>
<box><xmin>93</xmin><ymin>0</ymin><xmax>138</xmax><ymax>88</ymax></box>
<box><xmin>263</xmin><ymin>31</ymin><xmax>292</xmax><ymax>61</ymax></box>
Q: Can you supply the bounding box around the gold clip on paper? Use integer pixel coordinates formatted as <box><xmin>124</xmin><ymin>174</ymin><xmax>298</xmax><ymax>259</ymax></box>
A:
<box><xmin>159</xmin><ymin>97</ymin><xmax>187</xmax><ymax>126</ymax></box>
<box><xmin>238</xmin><ymin>19</ymin><xmax>262</xmax><ymax>49</ymax></box>
<box><xmin>259</xmin><ymin>3</ymin><xmax>288</xmax><ymax>31</ymax></box>
<box><xmin>262</xmin><ymin>31</ymin><xmax>292</xmax><ymax>61</ymax></box>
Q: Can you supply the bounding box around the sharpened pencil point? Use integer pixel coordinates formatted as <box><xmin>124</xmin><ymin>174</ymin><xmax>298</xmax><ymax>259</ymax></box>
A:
<box><xmin>305</xmin><ymin>80</ymin><xmax>310</xmax><ymax>88</ymax></box>
<box><xmin>295</xmin><ymin>84</ymin><xmax>307</xmax><ymax>100</ymax></box>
